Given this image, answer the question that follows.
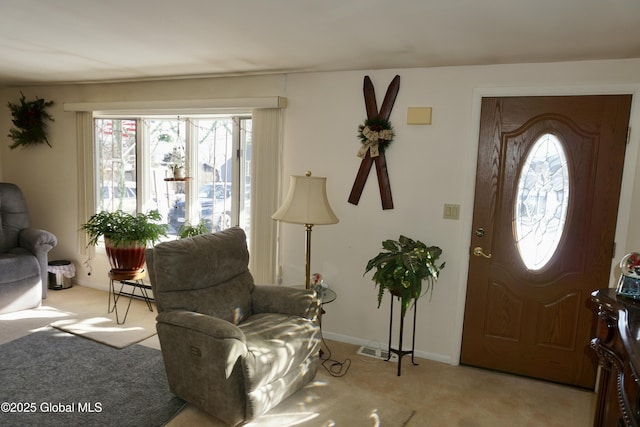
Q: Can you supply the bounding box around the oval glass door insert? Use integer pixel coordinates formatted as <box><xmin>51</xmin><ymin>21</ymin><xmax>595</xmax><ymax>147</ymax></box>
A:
<box><xmin>514</xmin><ymin>133</ymin><xmax>570</xmax><ymax>270</ymax></box>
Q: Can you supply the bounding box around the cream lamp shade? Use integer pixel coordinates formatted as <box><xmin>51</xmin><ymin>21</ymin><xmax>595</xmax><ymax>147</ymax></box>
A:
<box><xmin>272</xmin><ymin>171</ymin><xmax>338</xmax><ymax>288</ymax></box>
<box><xmin>272</xmin><ymin>173</ymin><xmax>339</xmax><ymax>225</ymax></box>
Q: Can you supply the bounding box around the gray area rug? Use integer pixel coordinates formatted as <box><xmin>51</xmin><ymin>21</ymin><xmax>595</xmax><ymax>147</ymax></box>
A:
<box><xmin>0</xmin><ymin>328</ymin><xmax>185</xmax><ymax>427</ymax></box>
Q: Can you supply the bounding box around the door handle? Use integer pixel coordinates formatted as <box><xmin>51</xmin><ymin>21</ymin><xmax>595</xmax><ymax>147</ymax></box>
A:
<box><xmin>473</xmin><ymin>247</ymin><xmax>492</xmax><ymax>259</ymax></box>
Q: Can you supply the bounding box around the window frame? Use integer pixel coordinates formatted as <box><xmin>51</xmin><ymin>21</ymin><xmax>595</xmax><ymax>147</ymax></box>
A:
<box><xmin>92</xmin><ymin>114</ymin><xmax>252</xmax><ymax>240</ymax></box>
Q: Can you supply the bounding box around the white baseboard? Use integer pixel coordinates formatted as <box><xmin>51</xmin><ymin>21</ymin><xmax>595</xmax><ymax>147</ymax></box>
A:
<box><xmin>322</xmin><ymin>330</ymin><xmax>453</xmax><ymax>365</ymax></box>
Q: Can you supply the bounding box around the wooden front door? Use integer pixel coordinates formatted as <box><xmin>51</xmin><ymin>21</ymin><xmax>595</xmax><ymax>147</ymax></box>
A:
<box><xmin>460</xmin><ymin>95</ymin><xmax>632</xmax><ymax>388</ymax></box>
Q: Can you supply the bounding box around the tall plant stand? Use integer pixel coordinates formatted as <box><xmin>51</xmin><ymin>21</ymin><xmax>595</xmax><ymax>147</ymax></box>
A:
<box><xmin>386</xmin><ymin>295</ymin><xmax>418</xmax><ymax>376</ymax></box>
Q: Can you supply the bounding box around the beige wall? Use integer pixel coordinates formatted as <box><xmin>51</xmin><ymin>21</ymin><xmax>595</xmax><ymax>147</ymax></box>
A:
<box><xmin>1</xmin><ymin>59</ymin><xmax>640</xmax><ymax>364</ymax></box>
<box><xmin>280</xmin><ymin>59</ymin><xmax>640</xmax><ymax>364</ymax></box>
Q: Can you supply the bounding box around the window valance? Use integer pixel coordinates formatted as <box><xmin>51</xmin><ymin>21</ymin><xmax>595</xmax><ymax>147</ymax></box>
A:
<box><xmin>64</xmin><ymin>97</ymin><xmax>286</xmax><ymax>115</ymax></box>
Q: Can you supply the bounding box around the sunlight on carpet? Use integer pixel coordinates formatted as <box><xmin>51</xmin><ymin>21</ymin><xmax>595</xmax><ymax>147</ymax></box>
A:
<box><xmin>53</xmin><ymin>316</ymin><xmax>145</xmax><ymax>333</ymax></box>
<box><xmin>0</xmin><ymin>306</ymin><xmax>77</xmax><ymax>345</ymax></box>
<box><xmin>0</xmin><ymin>305</ymin><xmax>72</xmax><ymax>321</ymax></box>
<box><xmin>51</xmin><ymin>315</ymin><xmax>157</xmax><ymax>349</ymax></box>
<box><xmin>243</xmin><ymin>377</ymin><xmax>414</xmax><ymax>427</ymax></box>
<box><xmin>168</xmin><ymin>373</ymin><xmax>414</xmax><ymax>427</ymax></box>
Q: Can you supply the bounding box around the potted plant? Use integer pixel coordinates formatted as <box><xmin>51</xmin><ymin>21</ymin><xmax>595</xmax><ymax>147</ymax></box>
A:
<box><xmin>166</xmin><ymin>146</ymin><xmax>186</xmax><ymax>179</ymax></box>
<box><xmin>81</xmin><ymin>209</ymin><xmax>168</xmax><ymax>273</ymax></box>
<box><xmin>177</xmin><ymin>220</ymin><xmax>209</xmax><ymax>239</ymax></box>
<box><xmin>364</xmin><ymin>235</ymin><xmax>445</xmax><ymax>317</ymax></box>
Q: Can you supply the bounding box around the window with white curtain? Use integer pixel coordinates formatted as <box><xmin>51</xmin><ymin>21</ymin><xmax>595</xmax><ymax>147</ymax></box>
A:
<box><xmin>70</xmin><ymin>98</ymin><xmax>284</xmax><ymax>283</ymax></box>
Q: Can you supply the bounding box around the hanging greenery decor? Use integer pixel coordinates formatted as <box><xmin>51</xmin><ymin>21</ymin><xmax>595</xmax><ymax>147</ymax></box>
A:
<box><xmin>7</xmin><ymin>93</ymin><xmax>55</xmax><ymax>150</ymax></box>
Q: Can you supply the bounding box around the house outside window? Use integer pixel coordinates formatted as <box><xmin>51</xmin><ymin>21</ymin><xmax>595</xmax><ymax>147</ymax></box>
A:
<box><xmin>94</xmin><ymin>116</ymin><xmax>252</xmax><ymax>239</ymax></box>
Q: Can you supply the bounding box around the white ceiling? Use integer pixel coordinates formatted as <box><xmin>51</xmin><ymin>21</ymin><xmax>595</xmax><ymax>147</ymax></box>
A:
<box><xmin>1</xmin><ymin>0</ymin><xmax>640</xmax><ymax>88</ymax></box>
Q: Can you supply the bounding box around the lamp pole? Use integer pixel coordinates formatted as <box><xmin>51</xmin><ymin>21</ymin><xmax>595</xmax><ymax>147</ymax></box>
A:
<box><xmin>304</xmin><ymin>224</ymin><xmax>313</xmax><ymax>289</ymax></box>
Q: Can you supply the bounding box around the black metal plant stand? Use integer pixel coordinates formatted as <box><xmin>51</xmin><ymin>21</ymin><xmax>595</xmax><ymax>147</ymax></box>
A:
<box><xmin>108</xmin><ymin>269</ymin><xmax>154</xmax><ymax>325</ymax></box>
<box><xmin>386</xmin><ymin>295</ymin><xmax>418</xmax><ymax>376</ymax></box>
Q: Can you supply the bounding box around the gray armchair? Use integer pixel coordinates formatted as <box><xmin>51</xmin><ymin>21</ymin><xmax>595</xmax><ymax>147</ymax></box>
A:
<box><xmin>145</xmin><ymin>227</ymin><xmax>322</xmax><ymax>426</ymax></box>
<box><xmin>0</xmin><ymin>183</ymin><xmax>57</xmax><ymax>314</ymax></box>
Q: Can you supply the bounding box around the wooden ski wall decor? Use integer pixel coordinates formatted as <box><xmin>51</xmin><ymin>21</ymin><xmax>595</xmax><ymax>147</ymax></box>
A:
<box><xmin>348</xmin><ymin>75</ymin><xmax>400</xmax><ymax>210</ymax></box>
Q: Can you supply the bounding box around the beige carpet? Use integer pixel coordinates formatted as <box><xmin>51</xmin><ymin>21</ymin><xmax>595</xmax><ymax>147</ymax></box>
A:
<box><xmin>35</xmin><ymin>286</ymin><xmax>157</xmax><ymax>348</ymax></box>
<box><xmin>248</xmin><ymin>372</ymin><xmax>414</xmax><ymax>426</ymax></box>
<box><xmin>50</xmin><ymin>288</ymin><xmax>158</xmax><ymax>348</ymax></box>
<box><xmin>169</xmin><ymin>370</ymin><xmax>415</xmax><ymax>427</ymax></box>
<box><xmin>5</xmin><ymin>285</ymin><xmax>595</xmax><ymax>426</ymax></box>
<box><xmin>51</xmin><ymin>313</ymin><xmax>157</xmax><ymax>349</ymax></box>
<box><xmin>0</xmin><ymin>285</ymin><xmax>158</xmax><ymax>349</ymax></box>
<box><xmin>0</xmin><ymin>304</ymin><xmax>76</xmax><ymax>345</ymax></box>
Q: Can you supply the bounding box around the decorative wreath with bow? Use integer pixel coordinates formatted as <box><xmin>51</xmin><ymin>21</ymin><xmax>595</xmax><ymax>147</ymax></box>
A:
<box><xmin>357</xmin><ymin>116</ymin><xmax>394</xmax><ymax>158</ymax></box>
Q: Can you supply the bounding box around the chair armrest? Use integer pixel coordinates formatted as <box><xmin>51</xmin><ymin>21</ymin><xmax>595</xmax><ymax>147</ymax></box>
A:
<box><xmin>20</xmin><ymin>228</ymin><xmax>57</xmax><ymax>299</ymax></box>
<box><xmin>251</xmin><ymin>285</ymin><xmax>320</xmax><ymax>320</ymax></box>
<box><xmin>156</xmin><ymin>310</ymin><xmax>248</xmax><ymax>379</ymax></box>
<box><xmin>157</xmin><ymin>310</ymin><xmax>246</xmax><ymax>342</ymax></box>
<box><xmin>20</xmin><ymin>228</ymin><xmax>57</xmax><ymax>256</ymax></box>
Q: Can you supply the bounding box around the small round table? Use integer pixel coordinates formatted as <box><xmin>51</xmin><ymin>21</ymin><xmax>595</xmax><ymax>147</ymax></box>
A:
<box><xmin>312</xmin><ymin>285</ymin><xmax>336</xmax><ymax>305</ymax></box>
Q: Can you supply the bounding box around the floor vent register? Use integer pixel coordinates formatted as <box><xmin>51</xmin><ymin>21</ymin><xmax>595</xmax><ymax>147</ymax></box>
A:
<box><xmin>356</xmin><ymin>345</ymin><xmax>399</xmax><ymax>362</ymax></box>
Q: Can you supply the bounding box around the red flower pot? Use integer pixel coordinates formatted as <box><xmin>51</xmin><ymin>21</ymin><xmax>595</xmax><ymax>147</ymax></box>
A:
<box><xmin>104</xmin><ymin>238</ymin><xmax>146</xmax><ymax>273</ymax></box>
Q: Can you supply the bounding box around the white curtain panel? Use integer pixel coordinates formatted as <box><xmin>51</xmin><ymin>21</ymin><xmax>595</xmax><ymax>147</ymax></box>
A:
<box><xmin>250</xmin><ymin>108</ymin><xmax>282</xmax><ymax>283</ymax></box>
<box><xmin>76</xmin><ymin>111</ymin><xmax>95</xmax><ymax>257</ymax></box>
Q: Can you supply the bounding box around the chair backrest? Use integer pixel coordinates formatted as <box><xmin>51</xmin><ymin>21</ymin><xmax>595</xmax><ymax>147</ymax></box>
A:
<box><xmin>0</xmin><ymin>183</ymin><xmax>30</xmax><ymax>253</ymax></box>
<box><xmin>146</xmin><ymin>227</ymin><xmax>255</xmax><ymax>324</ymax></box>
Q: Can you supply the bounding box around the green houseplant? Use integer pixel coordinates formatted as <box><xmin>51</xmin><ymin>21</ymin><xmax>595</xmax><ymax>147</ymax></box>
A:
<box><xmin>81</xmin><ymin>209</ymin><xmax>168</xmax><ymax>273</ymax></box>
<box><xmin>364</xmin><ymin>235</ymin><xmax>445</xmax><ymax>316</ymax></box>
<box><xmin>177</xmin><ymin>220</ymin><xmax>209</xmax><ymax>239</ymax></box>
<box><xmin>166</xmin><ymin>146</ymin><xmax>186</xmax><ymax>179</ymax></box>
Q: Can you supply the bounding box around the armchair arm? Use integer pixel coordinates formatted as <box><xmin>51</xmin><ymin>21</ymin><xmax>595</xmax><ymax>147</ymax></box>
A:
<box><xmin>20</xmin><ymin>228</ymin><xmax>57</xmax><ymax>256</ymax></box>
<box><xmin>156</xmin><ymin>310</ymin><xmax>248</xmax><ymax>379</ymax></box>
<box><xmin>251</xmin><ymin>285</ymin><xmax>320</xmax><ymax>320</ymax></box>
<box><xmin>19</xmin><ymin>228</ymin><xmax>57</xmax><ymax>299</ymax></box>
<box><xmin>157</xmin><ymin>310</ymin><xmax>246</xmax><ymax>342</ymax></box>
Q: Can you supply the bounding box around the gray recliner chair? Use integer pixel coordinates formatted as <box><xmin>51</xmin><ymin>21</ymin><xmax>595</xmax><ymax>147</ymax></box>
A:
<box><xmin>145</xmin><ymin>227</ymin><xmax>321</xmax><ymax>426</ymax></box>
<box><xmin>0</xmin><ymin>183</ymin><xmax>57</xmax><ymax>314</ymax></box>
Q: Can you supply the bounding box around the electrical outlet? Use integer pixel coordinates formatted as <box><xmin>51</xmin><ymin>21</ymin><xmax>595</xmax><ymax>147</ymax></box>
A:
<box><xmin>443</xmin><ymin>203</ymin><xmax>460</xmax><ymax>220</ymax></box>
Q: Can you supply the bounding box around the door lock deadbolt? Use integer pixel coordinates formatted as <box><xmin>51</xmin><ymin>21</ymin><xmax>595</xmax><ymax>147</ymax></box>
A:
<box><xmin>475</xmin><ymin>227</ymin><xmax>485</xmax><ymax>237</ymax></box>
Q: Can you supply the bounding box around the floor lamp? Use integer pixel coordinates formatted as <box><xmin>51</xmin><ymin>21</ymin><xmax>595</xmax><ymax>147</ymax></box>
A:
<box><xmin>272</xmin><ymin>171</ymin><xmax>339</xmax><ymax>289</ymax></box>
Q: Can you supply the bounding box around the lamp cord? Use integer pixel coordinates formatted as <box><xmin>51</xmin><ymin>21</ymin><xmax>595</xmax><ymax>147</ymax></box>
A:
<box><xmin>318</xmin><ymin>312</ymin><xmax>351</xmax><ymax>377</ymax></box>
<box><xmin>320</xmin><ymin>340</ymin><xmax>351</xmax><ymax>377</ymax></box>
